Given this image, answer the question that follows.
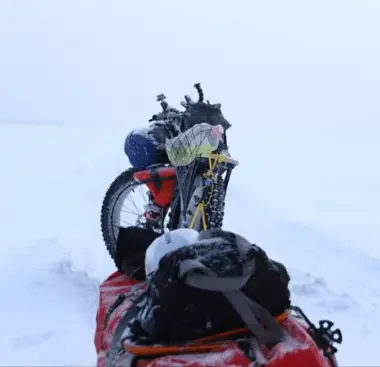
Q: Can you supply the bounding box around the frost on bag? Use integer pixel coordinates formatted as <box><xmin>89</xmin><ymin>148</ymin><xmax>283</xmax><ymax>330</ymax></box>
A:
<box><xmin>165</xmin><ymin>123</ymin><xmax>224</xmax><ymax>166</ymax></box>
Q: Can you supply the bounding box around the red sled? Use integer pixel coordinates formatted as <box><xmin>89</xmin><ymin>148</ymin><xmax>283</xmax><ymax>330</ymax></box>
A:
<box><xmin>95</xmin><ymin>271</ymin><xmax>341</xmax><ymax>367</ymax></box>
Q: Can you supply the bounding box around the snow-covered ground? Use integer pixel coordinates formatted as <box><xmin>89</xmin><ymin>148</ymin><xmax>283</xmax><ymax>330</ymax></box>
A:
<box><xmin>1</xmin><ymin>1</ymin><xmax>380</xmax><ymax>366</ymax></box>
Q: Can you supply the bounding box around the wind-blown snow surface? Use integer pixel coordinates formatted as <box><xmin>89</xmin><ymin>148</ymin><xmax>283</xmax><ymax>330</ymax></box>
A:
<box><xmin>1</xmin><ymin>0</ymin><xmax>380</xmax><ymax>366</ymax></box>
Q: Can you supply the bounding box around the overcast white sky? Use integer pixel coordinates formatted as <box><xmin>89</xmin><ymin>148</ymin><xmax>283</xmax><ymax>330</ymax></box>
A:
<box><xmin>0</xmin><ymin>0</ymin><xmax>379</xmax><ymax>132</ymax></box>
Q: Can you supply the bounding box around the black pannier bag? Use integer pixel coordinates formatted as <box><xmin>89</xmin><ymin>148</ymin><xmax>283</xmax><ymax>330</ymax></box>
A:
<box><xmin>132</xmin><ymin>229</ymin><xmax>291</xmax><ymax>345</ymax></box>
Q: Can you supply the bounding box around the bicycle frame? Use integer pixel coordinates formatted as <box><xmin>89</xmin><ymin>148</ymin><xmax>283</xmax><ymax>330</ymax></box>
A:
<box><xmin>179</xmin><ymin>152</ymin><xmax>239</xmax><ymax>231</ymax></box>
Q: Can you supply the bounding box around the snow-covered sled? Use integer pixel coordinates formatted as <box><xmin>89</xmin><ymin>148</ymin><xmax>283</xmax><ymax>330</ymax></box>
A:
<box><xmin>95</xmin><ymin>271</ymin><xmax>342</xmax><ymax>367</ymax></box>
<box><xmin>95</xmin><ymin>227</ymin><xmax>342</xmax><ymax>367</ymax></box>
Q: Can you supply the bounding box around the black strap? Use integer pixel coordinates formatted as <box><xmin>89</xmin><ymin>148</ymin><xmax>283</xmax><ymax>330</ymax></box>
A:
<box><xmin>107</xmin><ymin>306</ymin><xmax>140</xmax><ymax>367</ymax></box>
<box><xmin>107</xmin><ymin>293</ymin><xmax>145</xmax><ymax>367</ymax></box>
<box><xmin>179</xmin><ymin>259</ymin><xmax>285</xmax><ymax>345</ymax></box>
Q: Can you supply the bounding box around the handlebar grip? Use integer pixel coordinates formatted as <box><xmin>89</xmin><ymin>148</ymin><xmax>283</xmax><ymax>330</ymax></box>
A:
<box><xmin>194</xmin><ymin>83</ymin><xmax>204</xmax><ymax>102</ymax></box>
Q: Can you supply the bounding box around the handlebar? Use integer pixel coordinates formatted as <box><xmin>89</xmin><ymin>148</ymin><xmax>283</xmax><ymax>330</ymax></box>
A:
<box><xmin>150</xmin><ymin>83</ymin><xmax>206</xmax><ymax>122</ymax></box>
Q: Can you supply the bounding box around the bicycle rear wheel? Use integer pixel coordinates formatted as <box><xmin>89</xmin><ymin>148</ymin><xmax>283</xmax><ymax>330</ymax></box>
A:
<box><xmin>100</xmin><ymin>169</ymin><xmax>167</xmax><ymax>262</ymax></box>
